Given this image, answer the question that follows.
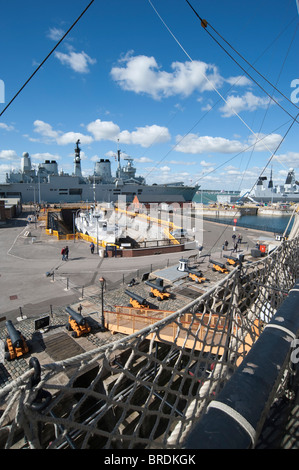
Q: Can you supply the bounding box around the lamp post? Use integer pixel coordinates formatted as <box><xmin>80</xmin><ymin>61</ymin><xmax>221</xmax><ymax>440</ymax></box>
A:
<box><xmin>99</xmin><ymin>276</ymin><xmax>106</xmax><ymax>331</ymax></box>
<box><xmin>73</xmin><ymin>208</ymin><xmax>82</xmax><ymax>243</ymax></box>
<box><xmin>93</xmin><ymin>214</ymin><xmax>102</xmax><ymax>254</ymax></box>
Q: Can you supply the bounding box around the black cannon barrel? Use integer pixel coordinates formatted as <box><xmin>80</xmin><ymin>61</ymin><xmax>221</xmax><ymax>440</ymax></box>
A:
<box><xmin>6</xmin><ymin>320</ymin><xmax>22</xmax><ymax>348</ymax></box>
<box><xmin>210</xmin><ymin>259</ymin><xmax>226</xmax><ymax>269</ymax></box>
<box><xmin>125</xmin><ymin>290</ymin><xmax>147</xmax><ymax>305</ymax></box>
<box><xmin>66</xmin><ymin>306</ymin><xmax>86</xmax><ymax>326</ymax></box>
<box><xmin>223</xmin><ymin>254</ymin><xmax>237</xmax><ymax>261</ymax></box>
<box><xmin>188</xmin><ymin>268</ymin><xmax>203</xmax><ymax>277</ymax></box>
<box><xmin>145</xmin><ymin>280</ymin><xmax>166</xmax><ymax>293</ymax></box>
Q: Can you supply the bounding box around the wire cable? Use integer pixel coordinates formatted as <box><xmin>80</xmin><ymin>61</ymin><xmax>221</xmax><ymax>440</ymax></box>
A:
<box><xmin>147</xmin><ymin>0</ymin><xmax>293</xmax><ymax>178</ymax></box>
<box><xmin>184</xmin><ymin>0</ymin><xmax>299</xmax><ymax>118</ymax></box>
<box><xmin>0</xmin><ymin>0</ymin><xmax>95</xmax><ymax>118</ymax></box>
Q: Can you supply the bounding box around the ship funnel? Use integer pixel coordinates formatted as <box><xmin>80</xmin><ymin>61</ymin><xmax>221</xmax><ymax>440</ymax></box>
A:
<box><xmin>94</xmin><ymin>159</ymin><xmax>112</xmax><ymax>181</ymax></box>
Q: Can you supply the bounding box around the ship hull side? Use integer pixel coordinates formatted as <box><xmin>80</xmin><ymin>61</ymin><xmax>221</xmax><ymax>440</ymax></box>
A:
<box><xmin>0</xmin><ymin>181</ymin><xmax>198</xmax><ymax>204</ymax></box>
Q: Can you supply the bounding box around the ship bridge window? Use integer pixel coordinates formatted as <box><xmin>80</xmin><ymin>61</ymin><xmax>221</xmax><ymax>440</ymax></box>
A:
<box><xmin>69</xmin><ymin>188</ymin><xmax>82</xmax><ymax>195</ymax></box>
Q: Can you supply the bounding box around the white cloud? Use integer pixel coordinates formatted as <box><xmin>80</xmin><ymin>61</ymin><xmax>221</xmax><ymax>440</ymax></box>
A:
<box><xmin>174</xmin><ymin>131</ymin><xmax>283</xmax><ymax>156</ymax></box>
<box><xmin>55</xmin><ymin>50</ymin><xmax>96</xmax><ymax>73</ymax></box>
<box><xmin>247</xmin><ymin>133</ymin><xmax>282</xmax><ymax>152</ymax></box>
<box><xmin>219</xmin><ymin>92</ymin><xmax>272</xmax><ymax>117</ymax></box>
<box><xmin>0</xmin><ymin>123</ymin><xmax>14</xmax><ymax>132</ymax></box>
<box><xmin>57</xmin><ymin>132</ymin><xmax>93</xmax><ymax>146</ymax></box>
<box><xmin>226</xmin><ymin>76</ymin><xmax>252</xmax><ymax>87</ymax></box>
<box><xmin>31</xmin><ymin>152</ymin><xmax>61</xmax><ymax>161</ymax></box>
<box><xmin>32</xmin><ymin>120</ymin><xmax>93</xmax><ymax>145</ymax></box>
<box><xmin>273</xmin><ymin>151</ymin><xmax>299</xmax><ymax>167</ymax></box>
<box><xmin>134</xmin><ymin>157</ymin><xmax>153</xmax><ymax>163</ymax></box>
<box><xmin>47</xmin><ymin>27</ymin><xmax>65</xmax><ymax>41</ymax></box>
<box><xmin>111</xmin><ymin>54</ymin><xmax>224</xmax><ymax>100</ymax></box>
<box><xmin>0</xmin><ymin>150</ymin><xmax>18</xmax><ymax>161</ymax></box>
<box><xmin>200</xmin><ymin>160</ymin><xmax>214</xmax><ymax>167</ymax></box>
<box><xmin>168</xmin><ymin>160</ymin><xmax>196</xmax><ymax>165</ymax></box>
<box><xmin>31</xmin><ymin>119</ymin><xmax>170</xmax><ymax>150</ymax></box>
<box><xmin>33</xmin><ymin>120</ymin><xmax>59</xmax><ymax>141</ymax></box>
<box><xmin>118</xmin><ymin>125</ymin><xmax>170</xmax><ymax>147</ymax></box>
<box><xmin>87</xmin><ymin>119</ymin><xmax>170</xmax><ymax>148</ymax></box>
<box><xmin>87</xmin><ymin>119</ymin><xmax>120</xmax><ymax>141</ymax></box>
<box><xmin>111</xmin><ymin>53</ymin><xmax>252</xmax><ymax>101</ymax></box>
<box><xmin>175</xmin><ymin>133</ymin><xmax>245</xmax><ymax>154</ymax></box>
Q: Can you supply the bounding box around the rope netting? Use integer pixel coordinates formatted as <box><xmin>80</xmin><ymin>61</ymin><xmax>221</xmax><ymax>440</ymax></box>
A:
<box><xmin>1</xmin><ymin>234</ymin><xmax>299</xmax><ymax>449</ymax></box>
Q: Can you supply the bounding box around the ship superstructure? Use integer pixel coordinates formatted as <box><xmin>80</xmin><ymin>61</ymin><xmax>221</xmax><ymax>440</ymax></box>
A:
<box><xmin>0</xmin><ymin>140</ymin><xmax>198</xmax><ymax>205</ymax></box>
<box><xmin>217</xmin><ymin>168</ymin><xmax>299</xmax><ymax>204</ymax></box>
<box><xmin>248</xmin><ymin>168</ymin><xmax>299</xmax><ymax>203</ymax></box>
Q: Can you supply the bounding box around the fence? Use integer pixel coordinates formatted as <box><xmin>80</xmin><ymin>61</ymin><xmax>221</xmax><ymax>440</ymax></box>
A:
<box><xmin>0</xmin><ymin>233</ymin><xmax>299</xmax><ymax>449</ymax></box>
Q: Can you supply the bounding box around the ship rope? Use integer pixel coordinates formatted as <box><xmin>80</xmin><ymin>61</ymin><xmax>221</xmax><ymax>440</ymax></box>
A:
<box><xmin>0</xmin><ymin>0</ymin><xmax>95</xmax><ymax>119</ymax></box>
<box><xmin>1</xmin><ymin>223</ymin><xmax>299</xmax><ymax>449</ymax></box>
<box><xmin>146</xmin><ymin>0</ymin><xmax>297</xmax><ymax>184</ymax></box>
<box><xmin>184</xmin><ymin>0</ymin><xmax>299</xmax><ymax>118</ymax></box>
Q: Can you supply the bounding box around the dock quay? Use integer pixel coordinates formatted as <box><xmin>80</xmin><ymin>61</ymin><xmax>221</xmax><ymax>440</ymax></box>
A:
<box><xmin>1</xmin><ymin>207</ymin><xmax>299</xmax><ymax>449</ymax></box>
<box><xmin>191</xmin><ymin>201</ymin><xmax>295</xmax><ymax>217</ymax></box>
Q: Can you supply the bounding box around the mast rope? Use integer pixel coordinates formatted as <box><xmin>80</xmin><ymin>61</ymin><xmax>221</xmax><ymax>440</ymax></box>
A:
<box><xmin>0</xmin><ymin>0</ymin><xmax>95</xmax><ymax>118</ymax></box>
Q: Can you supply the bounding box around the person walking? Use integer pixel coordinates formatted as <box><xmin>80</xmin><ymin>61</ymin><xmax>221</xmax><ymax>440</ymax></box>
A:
<box><xmin>90</xmin><ymin>242</ymin><xmax>95</xmax><ymax>254</ymax></box>
<box><xmin>64</xmin><ymin>245</ymin><xmax>69</xmax><ymax>260</ymax></box>
<box><xmin>61</xmin><ymin>247</ymin><xmax>66</xmax><ymax>260</ymax></box>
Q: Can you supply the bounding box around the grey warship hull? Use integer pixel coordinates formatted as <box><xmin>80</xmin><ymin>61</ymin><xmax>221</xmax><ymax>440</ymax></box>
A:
<box><xmin>0</xmin><ymin>143</ymin><xmax>198</xmax><ymax>205</ymax></box>
<box><xmin>0</xmin><ymin>177</ymin><xmax>198</xmax><ymax>204</ymax></box>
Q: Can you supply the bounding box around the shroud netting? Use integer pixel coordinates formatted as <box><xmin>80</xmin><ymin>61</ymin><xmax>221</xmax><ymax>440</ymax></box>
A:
<box><xmin>0</xmin><ymin>234</ymin><xmax>299</xmax><ymax>449</ymax></box>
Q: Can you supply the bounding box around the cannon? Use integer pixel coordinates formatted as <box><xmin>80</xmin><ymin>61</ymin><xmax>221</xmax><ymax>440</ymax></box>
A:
<box><xmin>4</xmin><ymin>320</ymin><xmax>29</xmax><ymax>361</ymax></box>
<box><xmin>125</xmin><ymin>290</ymin><xmax>149</xmax><ymax>308</ymax></box>
<box><xmin>66</xmin><ymin>306</ymin><xmax>91</xmax><ymax>338</ymax></box>
<box><xmin>223</xmin><ymin>254</ymin><xmax>239</xmax><ymax>266</ymax></box>
<box><xmin>188</xmin><ymin>270</ymin><xmax>206</xmax><ymax>283</ymax></box>
<box><xmin>210</xmin><ymin>259</ymin><xmax>229</xmax><ymax>274</ymax></box>
<box><xmin>145</xmin><ymin>279</ymin><xmax>171</xmax><ymax>301</ymax></box>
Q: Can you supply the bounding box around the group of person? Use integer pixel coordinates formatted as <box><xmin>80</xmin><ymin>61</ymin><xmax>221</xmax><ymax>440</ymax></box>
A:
<box><xmin>61</xmin><ymin>242</ymin><xmax>96</xmax><ymax>260</ymax></box>
<box><xmin>61</xmin><ymin>245</ymin><xmax>69</xmax><ymax>260</ymax></box>
<box><xmin>223</xmin><ymin>233</ymin><xmax>243</xmax><ymax>252</ymax></box>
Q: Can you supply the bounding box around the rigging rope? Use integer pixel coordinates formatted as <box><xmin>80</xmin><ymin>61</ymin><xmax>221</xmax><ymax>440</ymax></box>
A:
<box><xmin>147</xmin><ymin>0</ymin><xmax>291</xmax><ymax>172</ymax></box>
<box><xmin>184</xmin><ymin>0</ymin><xmax>299</xmax><ymax>119</ymax></box>
<box><xmin>0</xmin><ymin>0</ymin><xmax>95</xmax><ymax>118</ymax></box>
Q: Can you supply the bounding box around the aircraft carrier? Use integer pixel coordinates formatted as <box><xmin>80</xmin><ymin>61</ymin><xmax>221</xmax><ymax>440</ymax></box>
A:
<box><xmin>0</xmin><ymin>140</ymin><xmax>198</xmax><ymax>205</ymax></box>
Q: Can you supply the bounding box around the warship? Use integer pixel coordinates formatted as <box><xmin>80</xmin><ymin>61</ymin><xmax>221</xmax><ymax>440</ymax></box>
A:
<box><xmin>0</xmin><ymin>140</ymin><xmax>199</xmax><ymax>205</ymax></box>
<box><xmin>217</xmin><ymin>168</ymin><xmax>299</xmax><ymax>204</ymax></box>
<box><xmin>247</xmin><ymin>169</ymin><xmax>299</xmax><ymax>203</ymax></box>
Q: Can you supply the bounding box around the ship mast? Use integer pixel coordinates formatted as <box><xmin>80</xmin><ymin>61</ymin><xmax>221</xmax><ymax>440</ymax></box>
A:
<box><xmin>74</xmin><ymin>139</ymin><xmax>82</xmax><ymax>177</ymax></box>
<box><xmin>116</xmin><ymin>139</ymin><xmax>121</xmax><ymax>178</ymax></box>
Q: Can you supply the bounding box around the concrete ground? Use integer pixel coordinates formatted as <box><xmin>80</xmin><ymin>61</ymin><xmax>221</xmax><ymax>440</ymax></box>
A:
<box><xmin>1</xmin><ymin>209</ymin><xmax>295</xmax><ymax>449</ymax></box>
<box><xmin>0</xmin><ymin>209</ymin><xmax>269</xmax><ymax>322</ymax></box>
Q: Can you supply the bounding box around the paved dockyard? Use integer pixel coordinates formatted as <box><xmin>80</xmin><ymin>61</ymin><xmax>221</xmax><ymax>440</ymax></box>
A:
<box><xmin>0</xmin><ymin>207</ymin><xmax>267</xmax><ymax>390</ymax></box>
<box><xmin>0</xmin><ymin>208</ymin><xmax>264</xmax><ymax>386</ymax></box>
<box><xmin>0</xmin><ymin>209</ymin><xmax>298</xmax><ymax>449</ymax></box>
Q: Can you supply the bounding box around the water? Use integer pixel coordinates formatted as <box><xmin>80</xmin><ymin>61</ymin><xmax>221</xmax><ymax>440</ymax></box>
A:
<box><xmin>193</xmin><ymin>192</ymin><xmax>294</xmax><ymax>235</ymax></box>
<box><xmin>203</xmin><ymin>214</ymin><xmax>293</xmax><ymax>234</ymax></box>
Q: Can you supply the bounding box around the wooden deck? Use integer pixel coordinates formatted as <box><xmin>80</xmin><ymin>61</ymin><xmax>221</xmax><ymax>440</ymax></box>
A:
<box><xmin>105</xmin><ymin>306</ymin><xmax>228</xmax><ymax>354</ymax></box>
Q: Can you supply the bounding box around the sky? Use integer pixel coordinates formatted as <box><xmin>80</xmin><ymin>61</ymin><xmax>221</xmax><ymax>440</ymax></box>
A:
<box><xmin>0</xmin><ymin>0</ymin><xmax>298</xmax><ymax>191</ymax></box>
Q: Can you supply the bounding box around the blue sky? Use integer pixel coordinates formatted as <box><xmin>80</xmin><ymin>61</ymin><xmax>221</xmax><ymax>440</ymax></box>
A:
<box><xmin>0</xmin><ymin>0</ymin><xmax>298</xmax><ymax>190</ymax></box>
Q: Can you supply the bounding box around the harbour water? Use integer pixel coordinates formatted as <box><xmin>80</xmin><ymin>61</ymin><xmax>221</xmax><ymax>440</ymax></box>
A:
<box><xmin>193</xmin><ymin>192</ymin><xmax>294</xmax><ymax>234</ymax></box>
<box><xmin>203</xmin><ymin>214</ymin><xmax>293</xmax><ymax>235</ymax></box>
